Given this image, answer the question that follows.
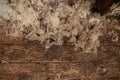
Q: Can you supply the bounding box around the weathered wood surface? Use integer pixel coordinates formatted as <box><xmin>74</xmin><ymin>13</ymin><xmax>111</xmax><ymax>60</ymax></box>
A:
<box><xmin>0</xmin><ymin>27</ymin><xmax>120</xmax><ymax>80</ymax></box>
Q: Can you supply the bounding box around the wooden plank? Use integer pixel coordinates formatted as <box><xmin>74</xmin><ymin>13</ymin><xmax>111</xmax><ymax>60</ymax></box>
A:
<box><xmin>0</xmin><ymin>27</ymin><xmax>5</xmax><ymax>34</ymax></box>
<box><xmin>0</xmin><ymin>63</ymin><xmax>120</xmax><ymax>80</ymax></box>
<box><xmin>0</xmin><ymin>44</ymin><xmax>120</xmax><ymax>62</ymax></box>
<box><xmin>0</xmin><ymin>26</ymin><xmax>120</xmax><ymax>80</ymax></box>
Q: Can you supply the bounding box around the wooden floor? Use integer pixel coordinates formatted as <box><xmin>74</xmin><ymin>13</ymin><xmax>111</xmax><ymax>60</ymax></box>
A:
<box><xmin>0</xmin><ymin>27</ymin><xmax>120</xmax><ymax>80</ymax></box>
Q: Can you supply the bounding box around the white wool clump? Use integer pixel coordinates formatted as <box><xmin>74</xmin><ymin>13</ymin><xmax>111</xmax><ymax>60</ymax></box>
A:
<box><xmin>17</xmin><ymin>8</ymin><xmax>39</xmax><ymax>27</ymax></box>
<box><xmin>91</xmin><ymin>33</ymin><xmax>101</xmax><ymax>43</ymax></box>
<box><xmin>16</xmin><ymin>0</ymin><xmax>39</xmax><ymax>27</ymax></box>
<box><xmin>89</xmin><ymin>17</ymin><xmax>101</xmax><ymax>25</ymax></box>
<box><xmin>0</xmin><ymin>0</ymin><xmax>104</xmax><ymax>53</ymax></box>
<box><xmin>77</xmin><ymin>0</ymin><xmax>91</xmax><ymax>19</ymax></box>
<box><xmin>111</xmin><ymin>2</ymin><xmax>120</xmax><ymax>14</ymax></box>
<box><xmin>108</xmin><ymin>30</ymin><xmax>119</xmax><ymax>42</ymax></box>
<box><xmin>46</xmin><ymin>12</ymin><xmax>60</xmax><ymax>28</ymax></box>
<box><xmin>78</xmin><ymin>6</ymin><xmax>90</xmax><ymax>19</ymax></box>
<box><xmin>0</xmin><ymin>0</ymin><xmax>13</xmax><ymax>20</ymax></box>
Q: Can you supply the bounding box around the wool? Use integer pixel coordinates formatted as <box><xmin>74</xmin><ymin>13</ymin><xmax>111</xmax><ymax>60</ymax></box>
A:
<box><xmin>0</xmin><ymin>0</ymin><xmax>119</xmax><ymax>53</ymax></box>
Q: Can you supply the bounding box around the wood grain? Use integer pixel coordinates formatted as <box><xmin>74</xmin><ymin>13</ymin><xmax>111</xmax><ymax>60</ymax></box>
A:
<box><xmin>0</xmin><ymin>27</ymin><xmax>120</xmax><ymax>80</ymax></box>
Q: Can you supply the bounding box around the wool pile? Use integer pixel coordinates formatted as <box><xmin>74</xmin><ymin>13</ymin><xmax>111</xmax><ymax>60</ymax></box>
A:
<box><xmin>0</xmin><ymin>0</ymin><xmax>120</xmax><ymax>53</ymax></box>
